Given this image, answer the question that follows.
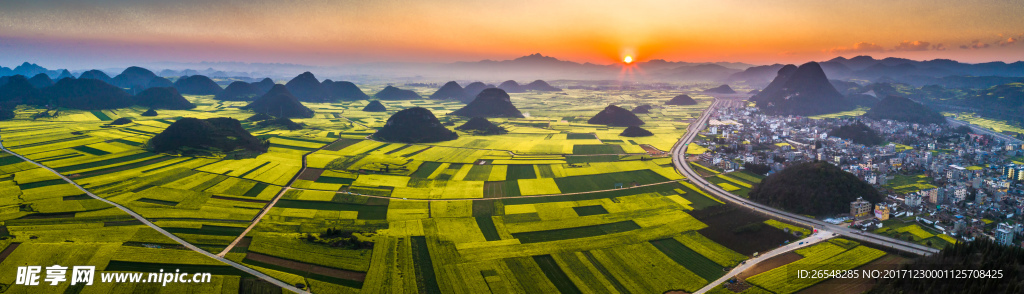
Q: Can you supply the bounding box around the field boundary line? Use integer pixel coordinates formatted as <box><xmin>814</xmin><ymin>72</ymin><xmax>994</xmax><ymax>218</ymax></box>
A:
<box><xmin>218</xmin><ymin>138</ymin><xmax>343</xmax><ymax>257</ymax></box>
<box><xmin>289</xmin><ymin>179</ymin><xmax>684</xmax><ymax>202</ymax></box>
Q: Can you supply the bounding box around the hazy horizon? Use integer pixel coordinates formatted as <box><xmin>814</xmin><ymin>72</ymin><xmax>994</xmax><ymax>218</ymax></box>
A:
<box><xmin>1</xmin><ymin>0</ymin><xmax>1022</xmax><ymax>70</ymax></box>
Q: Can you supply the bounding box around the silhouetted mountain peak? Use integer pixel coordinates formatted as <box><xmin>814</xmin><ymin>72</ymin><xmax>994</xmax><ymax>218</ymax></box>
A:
<box><xmin>135</xmin><ymin>87</ymin><xmax>196</xmax><ymax>110</ymax></box>
<box><xmin>513</xmin><ymin>53</ymin><xmax>560</xmax><ymax>63</ymax></box>
<box><xmin>78</xmin><ymin>70</ymin><xmax>113</xmax><ymax>84</ymax></box>
<box><xmin>461</xmin><ymin>82</ymin><xmax>490</xmax><ymax>103</ymax></box>
<box><xmin>452</xmin><ymin>88</ymin><xmax>524</xmax><ymax>118</ymax></box>
<box><xmin>112</xmin><ymin>66</ymin><xmax>160</xmax><ymax>90</ymax></box>
<box><xmin>374</xmin><ymin>85</ymin><xmax>422</xmax><ymax>100</ymax></box>
<box><xmin>252</xmin><ymin>78</ymin><xmax>276</xmax><ymax>95</ymax></box>
<box><xmin>242</xmin><ymin>84</ymin><xmax>314</xmax><ymax>118</ymax></box>
<box><xmin>28</xmin><ymin>73</ymin><xmax>54</xmax><ymax>88</ymax></box>
<box><xmin>149</xmin><ymin>117</ymin><xmax>268</xmax><ymax>155</ymax></box>
<box><xmin>121</xmin><ymin>66</ymin><xmax>156</xmax><ymax>78</ymax></box>
<box><xmin>44</xmin><ymin>78</ymin><xmax>133</xmax><ymax>110</ymax></box>
<box><xmin>666</xmin><ymin>94</ymin><xmax>697</xmax><ymax>105</ymax></box>
<box><xmin>322</xmin><ymin>80</ymin><xmax>369</xmax><ymax>101</ymax></box>
<box><xmin>704</xmin><ymin>84</ymin><xmax>735</xmax><ymax>94</ymax></box>
<box><xmin>863</xmin><ymin>95</ymin><xmax>945</xmax><ymax>125</ymax></box>
<box><xmin>56</xmin><ymin>70</ymin><xmax>74</xmax><ymax>80</ymax></box>
<box><xmin>0</xmin><ymin>75</ymin><xmax>43</xmax><ymax>106</ymax></box>
<box><xmin>588</xmin><ymin>105</ymin><xmax>645</xmax><ymax>126</ymax></box>
<box><xmin>753</xmin><ymin>61</ymin><xmax>852</xmax><ymax>116</ymax></box>
<box><xmin>216</xmin><ymin>81</ymin><xmax>260</xmax><ymax>101</ymax></box>
<box><xmin>498</xmin><ymin>80</ymin><xmax>524</xmax><ymax>93</ymax></box>
<box><xmin>173</xmin><ymin>75</ymin><xmax>222</xmax><ymax>95</ymax></box>
<box><xmin>285</xmin><ymin>71</ymin><xmax>329</xmax><ymax>102</ymax></box>
<box><xmin>429</xmin><ymin>81</ymin><xmax>466</xmax><ymax>100</ymax></box>
<box><xmin>524</xmin><ymin>80</ymin><xmax>561</xmax><ymax>91</ymax></box>
<box><xmin>373</xmin><ymin>107</ymin><xmax>458</xmax><ymax>143</ymax></box>
<box><xmin>619</xmin><ymin>126</ymin><xmax>653</xmax><ymax>137</ymax></box>
<box><xmin>455</xmin><ymin>117</ymin><xmax>507</xmax><ymax>135</ymax></box>
<box><xmin>363</xmin><ymin>100</ymin><xmax>386</xmax><ymax>112</ymax></box>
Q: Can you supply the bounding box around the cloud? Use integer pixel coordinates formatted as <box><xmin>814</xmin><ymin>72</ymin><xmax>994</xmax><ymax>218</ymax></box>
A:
<box><xmin>892</xmin><ymin>40</ymin><xmax>931</xmax><ymax>51</ymax></box>
<box><xmin>931</xmin><ymin>43</ymin><xmax>946</xmax><ymax>51</ymax></box>
<box><xmin>960</xmin><ymin>40</ymin><xmax>990</xmax><ymax>49</ymax></box>
<box><xmin>999</xmin><ymin>37</ymin><xmax>1018</xmax><ymax>46</ymax></box>
<box><xmin>828</xmin><ymin>42</ymin><xmax>885</xmax><ymax>54</ymax></box>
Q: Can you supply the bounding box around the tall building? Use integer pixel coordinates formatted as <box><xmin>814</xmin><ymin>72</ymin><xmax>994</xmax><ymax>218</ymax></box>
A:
<box><xmin>905</xmin><ymin>194</ymin><xmax>923</xmax><ymax>207</ymax></box>
<box><xmin>851</xmin><ymin>197</ymin><xmax>871</xmax><ymax>219</ymax></box>
<box><xmin>995</xmin><ymin>223</ymin><xmax>1015</xmax><ymax>246</ymax></box>
<box><xmin>922</xmin><ymin>188</ymin><xmax>939</xmax><ymax>204</ymax></box>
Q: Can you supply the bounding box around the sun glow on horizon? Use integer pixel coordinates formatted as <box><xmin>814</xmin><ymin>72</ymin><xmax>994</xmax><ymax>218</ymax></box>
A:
<box><xmin>623</xmin><ymin>55</ymin><xmax>633</xmax><ymax>64</ymax></box>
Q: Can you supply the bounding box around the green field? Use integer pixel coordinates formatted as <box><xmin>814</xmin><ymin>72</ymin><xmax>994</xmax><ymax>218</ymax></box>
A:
<box><xmin>884</xmin><ymin>174</ymin><xmax>937</xmax><ymax>194</ymax></box>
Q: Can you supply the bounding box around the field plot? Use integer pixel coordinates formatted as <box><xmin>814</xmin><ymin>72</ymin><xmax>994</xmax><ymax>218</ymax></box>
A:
<box><xmin>883</xmin><ymin>174</ymin><xmax>936</xmax><ymax>194</ymax></box>
<box><xmin>872</xmin><ymin>217</ymin><xmax>953</xmax><ymax>249</ymax></box>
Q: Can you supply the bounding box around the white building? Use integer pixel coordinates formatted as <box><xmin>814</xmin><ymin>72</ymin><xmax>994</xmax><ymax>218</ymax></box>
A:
<box><xmin>995</xmin><ymin>223</ymin><xmax>1015</xmax><ymax>246</ymax></box>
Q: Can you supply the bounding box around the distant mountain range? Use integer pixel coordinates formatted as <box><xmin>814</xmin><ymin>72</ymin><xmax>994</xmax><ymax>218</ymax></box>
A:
<box><xmin>731</xmin><ymin>55</ymin><xmax>1024</xmax><ymax>88</ymax></box>
<box><xmin>2</xmin><ymin>54</ymin><xmax>1022</xmax><ymax>85</ymax></box>
<box><xmin>441</xmin><ymin>53</ymin><xmax>752</xmax><ymax>81</ymax></box>
<box><xmin>0</xmin><ymin>62</ymin><xmax>70</xmax><ymax>80</ymax></box>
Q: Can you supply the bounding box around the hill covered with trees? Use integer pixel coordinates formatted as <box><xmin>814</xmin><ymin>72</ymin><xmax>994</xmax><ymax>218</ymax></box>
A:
<box><xmin>871</xmin><ymin>238</ymin><xmax>1024</xmax><ymax>294</ymax></box>
<box><xmin>241</xmin><ymin>84</ymin><xmax>314</xmax><ymax>118</ymax></box>
<box><xmin>751</xmin><ymin>62</ymin><xmax>854</xmax><ymax>116</ymax></box>
<box><xmin>134</xmin><ymin>87</ymin><xmax>196</xmax><ymax>110</ymax></box>
<box><xmin>455</xmin><ymin>117</ymin><xmax>507</xmax><ymax>135</ymax></box>
<box><xmin>588</xmin><ymin>105</ymin><xmax>645</xmax><ymax>126</ymax></box>
<box><xmin>749</xmin><ymin>161</ymin><xmax>883</xmax><ymax>217</ymax></box>
<box><xmin>829</xmin><ymin>122</ymin><xmax>884</xmax><ymax>145</ymax></box>
<box><xmin>372</xmin><ymin>107</ymin><xmax>457</xmax><ymax>143</ymax></box>
<box><xmin>666</xmin><ymin>94</ymin><xmax>697</xmax><ymax>105</ymax></box>
<box><xmin>148</xmin><ymin>117</ymin><xmax>269</xmax><ymax>156</ymax></box>
<box><xmin>864</xmin><ymin>95</ymin><xmax>946</xmax><ymax>124</ymax></box>
<box><xmin>451</xmin><ymin>88</ymin><xmax>524</xmax><ymax>118</ymax></box>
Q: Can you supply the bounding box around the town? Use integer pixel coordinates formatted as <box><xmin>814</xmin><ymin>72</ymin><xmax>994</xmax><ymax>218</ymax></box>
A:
<box><xmin>692</xmin><ymin>100</ymin><xmax>1024</xmax><ymax>248</ymax></box>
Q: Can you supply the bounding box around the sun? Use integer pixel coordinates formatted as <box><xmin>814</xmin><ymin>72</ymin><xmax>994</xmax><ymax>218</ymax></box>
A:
<box><xmin>623</xmin><ymin>55</ymin><xmax>633</xmax><ymax>64</ymax></box>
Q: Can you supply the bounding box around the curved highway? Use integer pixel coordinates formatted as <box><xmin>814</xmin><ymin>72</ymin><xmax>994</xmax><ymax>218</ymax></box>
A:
<box><xmin>946</xmin><ymin>117</ymin><xmax>1023</xmax><ymax>144</ymax></box>
<box><xmin>671</xmin><ymin>100</ymin><xmax>940</xmax><ymax>256</ymax></box>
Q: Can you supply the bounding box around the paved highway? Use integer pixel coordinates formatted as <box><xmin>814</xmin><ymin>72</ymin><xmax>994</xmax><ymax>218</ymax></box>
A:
<box><xmin>670</xmin><ymin>100</ymin><xmax>940</xmax><ymax>257</ymax></box>
<box><xmin>946</xmin><ymin>117</ymin><xmax>1023</xmax><ymax>144</ymax></box>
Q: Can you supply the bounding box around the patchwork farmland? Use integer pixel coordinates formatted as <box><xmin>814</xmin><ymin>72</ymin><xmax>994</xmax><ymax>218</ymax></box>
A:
<box><xmin>0</xmin><ymin>87</ymin><xmax>885</xmax><ymax>293</ymax></box>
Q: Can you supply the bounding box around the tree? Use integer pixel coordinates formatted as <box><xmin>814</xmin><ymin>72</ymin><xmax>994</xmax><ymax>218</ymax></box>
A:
<box><xmin>744</xmin><ymin>162</ymin><xmax>771</xmax><ymax>175</ymax></box>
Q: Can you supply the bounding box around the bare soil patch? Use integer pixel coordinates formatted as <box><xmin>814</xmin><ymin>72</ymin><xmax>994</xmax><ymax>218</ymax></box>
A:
<box><xmin>691</xmin><ymin>204</ymin><xmax>798</xmax><ymax>255</ymax></box>
<box><xmin>244</xmin><ymin>252</ymin><xmax>367</xmax><ymax>281</ymax></box>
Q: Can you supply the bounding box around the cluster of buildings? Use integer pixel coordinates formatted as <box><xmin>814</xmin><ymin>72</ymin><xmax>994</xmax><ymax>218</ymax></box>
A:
<box><xmin>695</xmin><ymin>102</ymin><xmax>1024</xmax><ymax>247</ymax></box>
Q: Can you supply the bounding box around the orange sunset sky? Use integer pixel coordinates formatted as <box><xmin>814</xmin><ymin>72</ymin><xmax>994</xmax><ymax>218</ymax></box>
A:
<box><xmin>0</xmin><ymin>0</ymin><xmax>1022</xmax><ymax>68</ymax></box>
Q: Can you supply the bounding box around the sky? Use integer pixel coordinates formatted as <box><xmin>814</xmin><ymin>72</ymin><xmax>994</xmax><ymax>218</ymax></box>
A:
<box><xmin>1</xmin><ymin>0</ymin><xmax>1022</xmax><ymax>69</ymax></box>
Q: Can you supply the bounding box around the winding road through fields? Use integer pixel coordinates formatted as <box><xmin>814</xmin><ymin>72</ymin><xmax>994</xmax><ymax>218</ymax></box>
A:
<box><xmin>946</xmin><ymin>117</ymin><xmax>1024</xmax><ymax>144</ymax></box>
<box><xmin>678</xmin><ymin>99</ymin><xmax>940</xmax><ymax>292</ymax></box>
<box><xmin>670</xmin><ymin>99</ymin><xmax>940</xmax><ymax>257</ymax></box>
